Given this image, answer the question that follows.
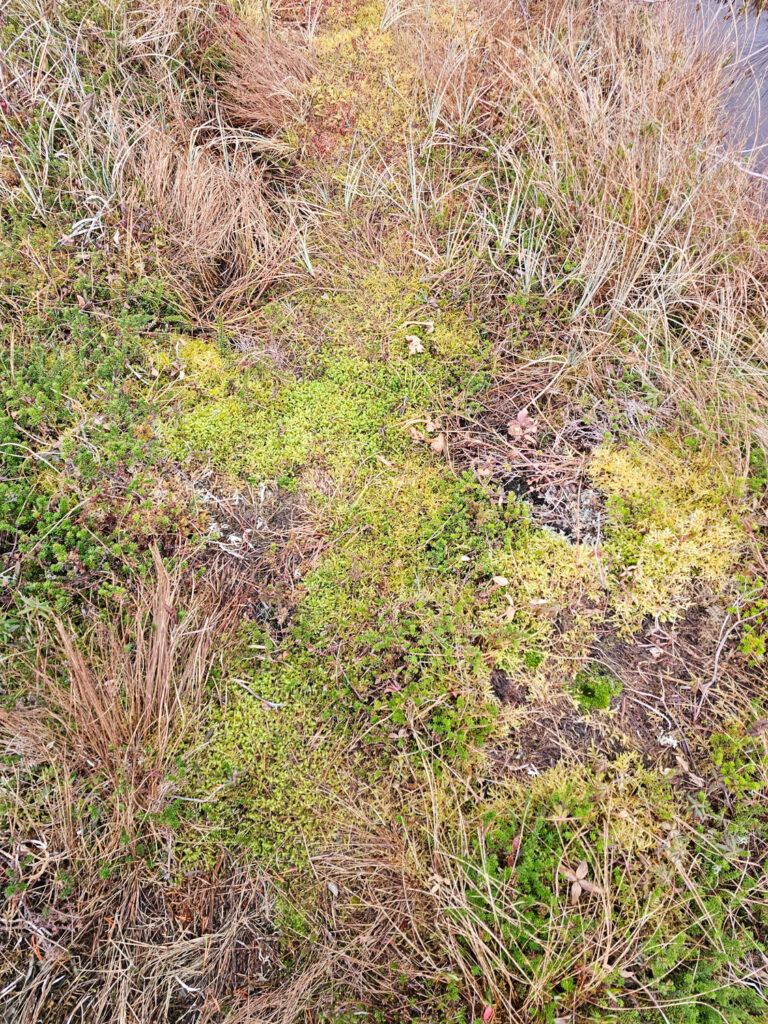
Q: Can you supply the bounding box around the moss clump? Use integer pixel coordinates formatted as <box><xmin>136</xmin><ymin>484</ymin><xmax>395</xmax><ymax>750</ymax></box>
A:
<box><xmin>569</xmin><ymin>665</ymin><xmax>622</xmax><ymax>711</ymax></box>
<box><xmin>180</xmin><ymin>659</ymin><xmax>344</xmax><ymax>868</ymax></box>
<box><xmin>164</xmin><ymin>353</ymin><xmax>409</xmax><ymax>481</ymax></box>
<box><xmin>592</xmin><ymin>441</ymin><xmax>744</xmax><ymax>629</ymax></box>
<box><xmin>483</xmin><ymin>438</ymin><xmax>746</xmax><ymax>692</ymax></box>
<box><xmin>157</xmin><ymin>334</ymin><xmax>229</xmax><ymax>395</ymax></box>
<box><xmin>485</xmin><ymin>523</ymin><xmax>605</xmax><ymax>685</ymax></box>
<box><xmin>287</xmin><ymin>467</ymin><xmax>511</xmax><ymax>760</ymax></box>
<box><xmin>294</xmin><ymin>465</ymin><xmax>514</xmax><ymax>682</ymax></box>
<box><xmin>161</xmin><ymin>270</ymin><xmax>489</xmax><ymax>486</ymax></box>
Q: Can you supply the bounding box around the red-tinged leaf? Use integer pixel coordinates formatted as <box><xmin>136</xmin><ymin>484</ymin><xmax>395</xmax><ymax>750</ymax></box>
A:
<box><xmin>516</xmin><ymin>407</ymin><xmax>537</xmax><ymax>433</ymax></box>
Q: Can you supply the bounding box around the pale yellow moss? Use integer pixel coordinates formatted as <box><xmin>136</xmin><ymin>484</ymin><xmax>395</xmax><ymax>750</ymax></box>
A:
<box><xmin>173</xmin><ymin>335</ymin><xmax>227</xmax><ymax>383</ymax></box>
<box><xmin>487</xmin><ymin>754</ymin><xmax>674</xmax><ymax>855</ymax></box>
<box><xmin>591</xmin><ymin>441</ymin><xmax>744</xmax><ymax>629</ymax></box>
<box><xmin>305</xmin><ymin>0</ymin><xmax>416</xmax><ymax>146</ymax></box>
<box><xmin>486</xmin><ymin>526</ymin><xmax>605</xmax><ymax>685</ymax></box>
<box><xmin>483</xmin><ymin>439</ymin><xmax>745</xmax><ymax>690</ymax></box>
<box><xmin>142</xmin><ymin>334</ymin><xmax>231</xmax><ymax>398</ymax></box>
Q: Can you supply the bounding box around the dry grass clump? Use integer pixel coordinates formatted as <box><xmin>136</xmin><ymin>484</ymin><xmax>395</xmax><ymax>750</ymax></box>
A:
<box><xmin>0</xmin><ymin>550</ymin><xmax>284</xmax><ymax>1023</ymax></box>
<box><xmin>123</xmin><ymin>4</ymin><xmax>315</xmax><ymax>314</ymax></box>
<box><xmin>131</xmin><ymin>122</ymin><xmax>306</xmax><ymax>310</ymax></box>
<box><xmin>11</xmin><ymin>545</ymin><xmax>219</xmax><ymax>819</ymax></box>
<box><xmin>0</xmin><ymin>547</ymin><xmax>218</xmax><ymax>868</ymax></box>
<box><xmin>490</xmin><ymin>2</ymin><xmax>767</xmax><ymax>332</ymax></box>
<box><xmin>218</xmin><ymin>815</ymin><xmax>444</xmax><ymax>1024</ymax></box>
<box><xmin>215</xmin><ymin>13</ymin><xmax>313</xmax><ymax>131</ymax></box>
<box><xmin>1</xmin><ymin>0</ymin><xmax>315</xmax><ymax>320</ymax></box>
<box><xmin>0</xmin><ymin>856</ymin><xmax>280</xmax><ymax>1024</ymax></box>
<box><xmin>341</xmin><ymin>0</ymin><xmax>768</xmax><ymax>447</ymax></box>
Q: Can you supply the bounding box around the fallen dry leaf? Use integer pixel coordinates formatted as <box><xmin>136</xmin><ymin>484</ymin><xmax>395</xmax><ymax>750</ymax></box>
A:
<box><xmin>430</xmin><ymin>433</ymin><xmax>447</xmax><ymax>456</ymax></box>
<box><xmin>501</xmin><ymin>593</ymin><xmax>516</xmax><ymax>622</ymax></box>
<box><xmin>507</xmin><ymin>407</ymin><xmax>538</xmax><ymax>440</ymax></box>
<box><xmin>560</xmin><ymin>859</ymin><xmax>601</xmax><ymax>904</ymax></box>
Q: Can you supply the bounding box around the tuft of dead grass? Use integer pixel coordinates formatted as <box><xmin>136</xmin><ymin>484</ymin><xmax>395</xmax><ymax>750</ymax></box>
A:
<box><xmin>341</xmin><ymin>0</ymin><xmax>768</xmax><ymax>450</ymax></box>
<box><xmin>215</xmin><ymin>13</ymin><xmax>313</xmax><ymax>131</ymax></box>
<box><xmin>131</xmin><ymin>122</ymin><xmax>306</xmax><ymax>310</ymax></box>
<box><xmin>0</xmin><ymin>548</ymin><xmax>284</xmax><ymax>1023</ymax></box>
<box><xmin>19</xmin><ymin>545</ymin><xmax>219</xmax><ymax>811</ymax></box>
<box><xmin>1</xmin><ymin>0</ymin><xmax>315</xmax><ymax>322</ymax></box>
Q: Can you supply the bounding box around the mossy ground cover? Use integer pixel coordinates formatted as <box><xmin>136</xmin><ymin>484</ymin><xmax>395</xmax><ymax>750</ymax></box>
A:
<box><xmin>2</xmin><ymin>0</ymin><xmax>768</xmax><ymax>1021</ymax></box>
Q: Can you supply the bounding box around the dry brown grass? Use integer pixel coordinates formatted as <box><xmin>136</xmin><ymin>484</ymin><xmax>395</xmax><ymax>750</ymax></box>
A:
<box><xmin>121</xmin><ymin>4</ymin><xmax>315</xmax><ymax>315</ymax></box>
<box><xmin>131</xmin><ymin>122</ymin><xmax>305</xmax><ymax>311</ymax></box>
<box><xmin>0</xmin><ymin>549</ymin><xmax>289</xmax><ymax>1024</ymax></box>
<box><xmin>1</xmin><ymin>0</ymin><xmax>315</xmax><ymax>321</ymax></box>
<box><xmin>345</xmin><ymin>0</ymin><xmax>768</xmax><ymax>452</ymax></box>
<box><xmin>215</xmin><ymin>13</ymin><xmax>313</xmax><ymax>131</ymax></box>
<box><xmin>0</xmin><ymin>546</ymin><xmax>220</xmax><ymax>866</ymax></box>
<box><xmin>21</xmin><ymin>545</ymin><xmax>218</xmax><ymax>811</ymax></box>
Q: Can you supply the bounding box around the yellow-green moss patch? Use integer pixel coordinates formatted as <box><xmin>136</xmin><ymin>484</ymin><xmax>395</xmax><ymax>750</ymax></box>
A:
<box><xmin>180</xmin><ymin>660</ymin><xmax>346</xmax><ymax>869</ymax></box>
<box><xmin>593</xmin><ymin>440</ymin><xmax>744</xmax><ymax>628</ymax></box>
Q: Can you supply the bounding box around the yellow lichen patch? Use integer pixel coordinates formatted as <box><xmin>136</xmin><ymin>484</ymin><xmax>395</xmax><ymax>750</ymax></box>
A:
<box><xmin>143</xmin><ymin>333</ymin><xmax>232</xmax><ymax>399</ymax></box>
<box><xmin>592</xmin><ymin>440</ymin><xmax>744</xmax><ymax>629</ymax></box>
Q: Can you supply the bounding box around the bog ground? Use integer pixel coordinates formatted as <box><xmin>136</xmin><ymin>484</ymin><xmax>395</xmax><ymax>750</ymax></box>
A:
<box><xmin>1</xmin><ymin>0</ymin><xmax>768</xmax><ymax>1021</ymax></box>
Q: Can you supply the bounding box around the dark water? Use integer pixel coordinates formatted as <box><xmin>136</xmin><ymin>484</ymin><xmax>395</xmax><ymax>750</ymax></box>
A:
<box><xmin>684</xmin><ymin>0</ymin><xmax>768</xmax><ymax>172</ymax></box>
